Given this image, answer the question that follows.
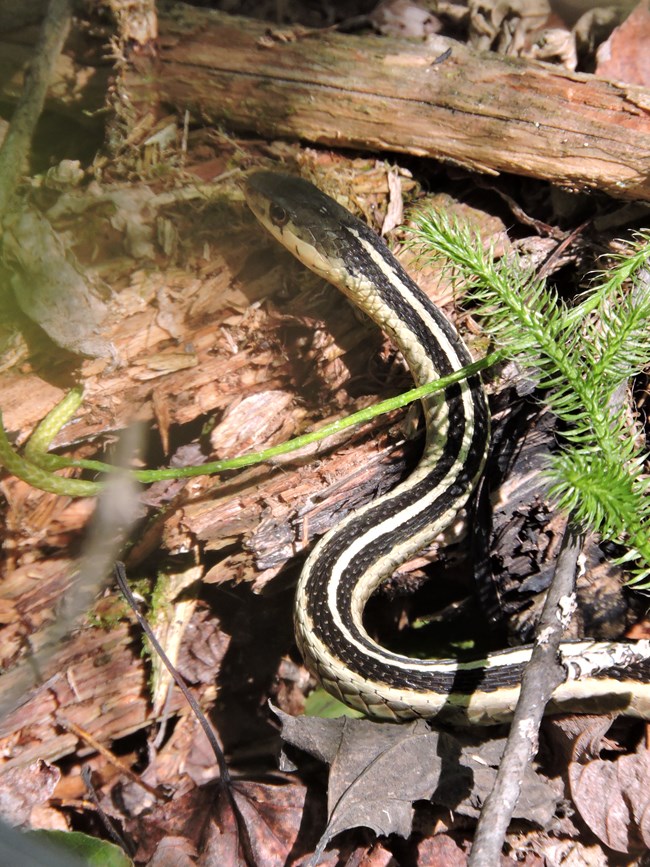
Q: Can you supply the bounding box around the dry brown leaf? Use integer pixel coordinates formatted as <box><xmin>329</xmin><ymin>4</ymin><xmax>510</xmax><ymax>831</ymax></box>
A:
<box><xmin>230</xmin><ymin>781</ymin><xmax>316</xmax><ymax>866</ymax></box>
<box><xmin>568</xmin><ymin>717</ymin><xmax>650</xmax><ymax>853</ymax></box>
<box><xmin>274</xmin><ymin>706</ymin><xmax>557</xmax><ymax>860</ymax></box>
<box><xmin>134</xmin><ymin>783</ymin><xmax>251</xmax><ymax>865</ymax></box>
<box><xmin>134</xmin><ymin>778</ymin><xmax>317</xmax><ymax>866</ymax></box>
<box><xmin>147</xmin><ymin>836</ymin><xmax>197</xmax><ymax>867</ymax></box>
<box><xmin>596</xmin><ymin>0</ymin><xmax>650</xmax><ymax>86</ymax></box>
<box><xmin>343</xmin><ymin>841</ymin><xmax>396</xmax><ymax>865</ymax></box>
<box><xmin>415</xmin><ymin>833</ymin><xmax>468</xmax><ymax>866</ymax></box>
<box><xmin>198</xmin><ymin>785</ymin><xmax>248</xmax><ymax>867</ymax></box>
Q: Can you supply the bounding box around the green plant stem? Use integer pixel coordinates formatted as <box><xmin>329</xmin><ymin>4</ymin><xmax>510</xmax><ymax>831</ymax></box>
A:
<box><xmin>0</xmin><ymin>350</ymin><xmax>503</xmax><ymax>497</ymax></box>
<box><xmin>0</xmin><ymin>416</ymin><xmax>101</xmax><ymax>497</ymax></box>
<box><xmin>23</xmin><ymin>387</ymin><xmax>84</xmax><ymax>465</ymax></box>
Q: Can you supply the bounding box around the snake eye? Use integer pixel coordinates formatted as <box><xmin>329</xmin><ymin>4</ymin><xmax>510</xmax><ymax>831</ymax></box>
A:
<box><xmin>269</xmin><ymin>203</ymin><xmax>289</xmax><ymax>227</ymax></box>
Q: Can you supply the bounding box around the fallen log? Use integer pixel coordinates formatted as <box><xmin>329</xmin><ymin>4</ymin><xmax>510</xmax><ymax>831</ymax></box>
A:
<box><xmin>147</xmin><ymin>4</ymin><xmax>650</xmax><ymax>201</ymax></box>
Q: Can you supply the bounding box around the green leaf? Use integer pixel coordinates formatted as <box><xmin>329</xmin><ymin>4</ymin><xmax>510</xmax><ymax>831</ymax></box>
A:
<box><xmin>305</xmin><ymin>688</ymin><xmax>365</xmax><ymax>719</ymax></box>
<box><xmin>25</xmin><ymin>831</ymin><xmax>132</xmax><ymax>867</ymax></box>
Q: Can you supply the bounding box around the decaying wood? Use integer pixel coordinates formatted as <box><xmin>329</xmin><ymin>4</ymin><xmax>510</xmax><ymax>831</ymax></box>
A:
<box><xmin>0</xmin><ymin>575</ymin><xmax>191</xmax><ymax>772</ymax></box>
<box><xmin>0</xmin><ymin>163</ymin><xmax>442</xmax><ymax>769</ymax></box>
<box><xmin>147</xmin><ymin>5</ymin><xmax>650</xmax><ymax>201</ymax></box>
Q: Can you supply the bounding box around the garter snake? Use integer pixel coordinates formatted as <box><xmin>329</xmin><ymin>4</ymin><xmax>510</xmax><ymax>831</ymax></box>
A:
<box><xmin>244</xmin><ymin>171</ymin><xmax>650</xmax><ymax>725</ymax></box>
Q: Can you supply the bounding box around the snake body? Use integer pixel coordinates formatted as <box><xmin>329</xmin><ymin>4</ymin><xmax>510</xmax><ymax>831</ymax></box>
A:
<box><xmin>245</xmin><ymin>171</ymin><xmax>650</xmax><ymax>724</ymax></box>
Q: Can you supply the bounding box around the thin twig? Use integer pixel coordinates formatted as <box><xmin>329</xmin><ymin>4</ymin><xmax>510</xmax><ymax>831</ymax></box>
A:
<box><xmin>113</xmin><ymin>562</ymin><xmax>232</xmax><ymax>789</ymax></box>
<box><xmin>0</xmin><ymin>0</ymin><xmax>72</xmax><ymax>216</ymax></box>
<box><xmin>468</xmin><ymin>522</ymin><xmax>584</xmax><ymax>866</ymax></box>
<box><xmin>114</xmin><ymin>563</ymin><xmax>256</xmax><ymax>865</ymax></box>
<box><xmin>81</xmin><ymin>765</ymin><xmax>135</xmax><ymax>856</ymax></box>
<box><xmin>59</xmin><ymin>716</ymin><xmax>163</xmax><ymax>800</ymax></box>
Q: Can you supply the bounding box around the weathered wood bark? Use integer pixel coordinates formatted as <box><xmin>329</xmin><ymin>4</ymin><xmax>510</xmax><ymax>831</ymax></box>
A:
<box><xmin>0</xmin><ymin>605</ymin><xmax>185</xmax><ymax>772</ymax></box>
<box><xmin>148</xmin><ymin>5</ymin><xmax>650</xmax><ymax>201</ymax></box>
<box><xmin>4</xmin><ymin>6</ymin><xmax>649</xmax><ymax>200</ymax></box>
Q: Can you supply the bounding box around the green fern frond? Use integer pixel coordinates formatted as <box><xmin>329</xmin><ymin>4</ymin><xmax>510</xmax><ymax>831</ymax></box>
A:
<box><xmin>549</xmin><ymin>451</ymin><xmax>646</xmax><ymax>536</ymax></box>
<box><xmin>586</xmin><ymin>282</ymin><xmax>650</xmax><ymax>392</ymax></box>
<box><xmin>568</xmin><ymin>230</ymin><xmax>650</xmax><ymax>324</ymax></box>
<box><xmin>413</xmin><ymin>211</ymin><xmax>619</xmax><ymax>453</ymax></box>
<box><xmin>411</xmin><ymin>210</ymin><xmax>650</xmax><ymax>585</ymax></box>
